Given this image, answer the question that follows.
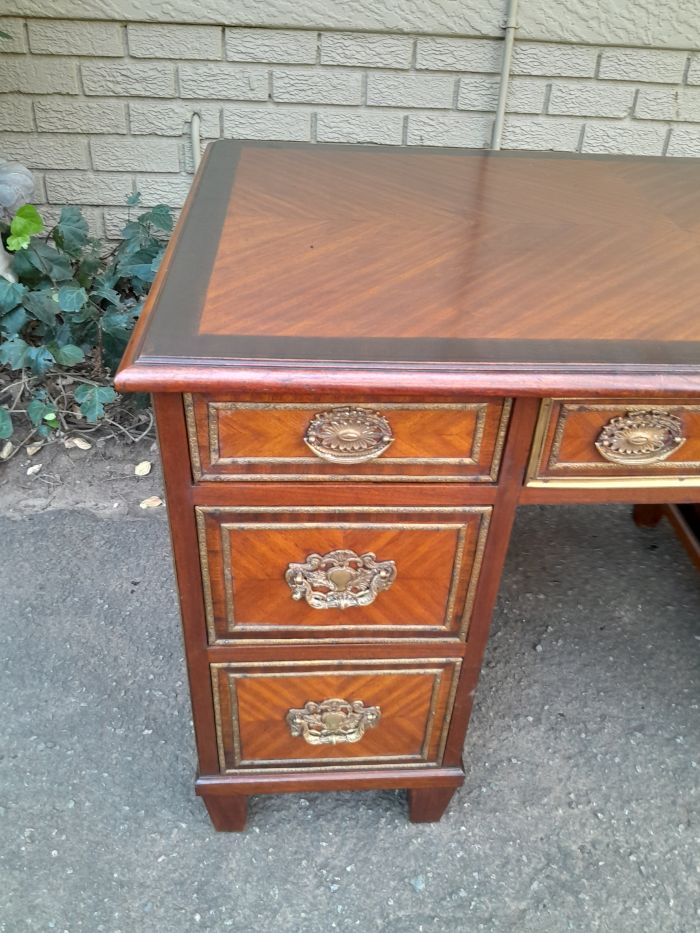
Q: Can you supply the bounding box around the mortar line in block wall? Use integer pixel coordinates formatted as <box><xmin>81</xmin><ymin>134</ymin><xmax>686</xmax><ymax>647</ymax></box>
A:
<box><xmin>10</xmin><ymin>17</ymin><xmax>700</xmax><ymax>52</ymax></box>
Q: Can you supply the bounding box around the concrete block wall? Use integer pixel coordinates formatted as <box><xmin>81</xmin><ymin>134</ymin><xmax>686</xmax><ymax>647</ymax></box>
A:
<box><xmin>1</xmin><ymin>16</ymin><xmax>700</xmax><ymax>239</ymax></box>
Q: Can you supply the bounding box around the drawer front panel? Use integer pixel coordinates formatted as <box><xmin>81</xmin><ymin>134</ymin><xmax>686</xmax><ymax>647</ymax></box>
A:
<box><xmin>197</xmin><ymin>506</ymin><xmax>491</xmax><ymax>643</ymax></box>
<box><xmin>186</xmin><ymin>394</ymin><xmax>511</xmax><ymax>482</ymax></box>
<box><xmin>211</xmin><ymin>658</ymin><xmax>461</xmax><ymax>772</ymax></box>
<box><xmin>528</xmin><ymin>398</ymin><xmax>700</xmax><ymax>486</ymax></box>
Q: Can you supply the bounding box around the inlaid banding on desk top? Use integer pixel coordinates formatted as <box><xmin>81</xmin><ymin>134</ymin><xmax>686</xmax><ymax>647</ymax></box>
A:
<box><xmin>138</xmin><ymin>334</ymin><xmax>700</xmax><ymax>369</ymax></box>
<box><xmin>119</xmin><ymin>140</ymin><xmax>700</xmax><ymax>388</ymax></box>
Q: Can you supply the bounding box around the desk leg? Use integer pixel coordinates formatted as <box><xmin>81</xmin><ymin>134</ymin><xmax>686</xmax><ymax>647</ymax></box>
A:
<box><xmin>632</xmin><ymin>504</ymin><xmax>664</xmax><ymax>528</ymax></box>
<box><xmin>202</xmin><ymin>794</ymin><xmax>248</xmax><ymax>832</ymax></box>
<box><xmin>408</xmin><ymin>787</ymin><xmax>457</xmax><ymax>823</ymax></box>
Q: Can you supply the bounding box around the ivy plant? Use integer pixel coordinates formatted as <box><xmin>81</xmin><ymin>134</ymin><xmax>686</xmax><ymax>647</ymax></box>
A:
<box><xmin>0</xmin><ymin>194</ymin><xmax>172</xmax><ymax>452</ymax></box>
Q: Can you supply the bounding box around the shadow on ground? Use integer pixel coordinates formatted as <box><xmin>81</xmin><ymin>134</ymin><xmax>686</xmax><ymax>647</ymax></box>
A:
<box><xmin>1</xmin><ymin>504</ymin><xmax>698</xmax><ymax>932</ymax></box>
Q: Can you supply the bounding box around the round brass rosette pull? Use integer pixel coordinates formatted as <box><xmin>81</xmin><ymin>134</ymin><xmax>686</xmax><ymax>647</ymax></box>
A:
<box><xmin>595</xmin><ymin>410</ymin><xmax>685</xmax><ymax>465</ymax></box>
<box><xmin>304</xmin><ymin>406</ymin><xmax>394</xmax><ymax>463</ymax></box>
<box><xmin>285</xmin><ymin>548</ymin><xmax>397</xmax><ymax>610</ymax></box>
<box><xmin>286</xmin><ymin>698</ymin><xmax>381</xmax><ymax>746</ymax></box>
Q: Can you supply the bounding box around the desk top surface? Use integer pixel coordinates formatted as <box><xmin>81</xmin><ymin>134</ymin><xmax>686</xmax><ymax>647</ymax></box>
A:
<box><xmin>117</xmin><ymin>140</ymin><xmax>700</xmax><ymax>394</ymax></box>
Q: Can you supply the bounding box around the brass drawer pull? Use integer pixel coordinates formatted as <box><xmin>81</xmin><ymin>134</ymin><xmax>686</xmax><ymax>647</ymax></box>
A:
<box><xmin>286</xmin><ymin>698</ymin><xmax>381</xmax><ymax>746</ymax></box>
<box><xmin>304</xmin><ymin>406</ymin><xmax>394</xmax><ymax>463</ymax></box>
<box><xmin>595</xmin><ymin>410</ymin><xmax>685</xmax><ymax>465</ymax></box>
<box><xmin>285</xmin><ymin>548</ymin><xmax>396</xmax><ymax>610</ymax></box>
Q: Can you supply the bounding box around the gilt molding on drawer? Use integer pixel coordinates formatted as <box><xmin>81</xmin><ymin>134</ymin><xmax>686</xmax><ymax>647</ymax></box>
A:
<box><xmin>210</xmin><ymin>657</ymin><xmax>462</xmax><ymax>773</ymax></box>
<box><xmin>184</xmin><ymin>395</ymin><xmax>513</xmax><ymax>483</ymax></box>
<box><xmin>196</xmin><ymin>505</ymin><xmax>491</xmax><ymax>643</ymax></box>
<box><xmin>527</xmin><ymin>399</ymin><xmax>700</xmax><ymax>488</ymax></box>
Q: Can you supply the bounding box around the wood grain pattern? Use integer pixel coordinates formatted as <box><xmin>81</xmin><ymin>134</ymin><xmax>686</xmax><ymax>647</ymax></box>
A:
<box><xmin>187</xmin><ymin>393</ymin><xmax>510</xmax><ymax>482</ymax></box>
<box><xmin>211</xmin><ymin>657</ymin><xmax>461</xmax><ymax>772</ymax></box>
<box><xmin>200</xmin><ymin>147</ymin><xmax>700</xmax><ymax>344</ymax></box>
<box><xmin>196</xmin><ymin>505</ymin><xmax>490</xmax><ymax>642</ymax></box>
<box><xmin>114</xmin><ymin>141</ymin><xmax>700</xmax><ymax>395</ymax></box>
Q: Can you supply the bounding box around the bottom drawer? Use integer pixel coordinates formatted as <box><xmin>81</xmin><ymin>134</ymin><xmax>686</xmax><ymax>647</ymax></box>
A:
<box><xmin>211</xmin><ymin>658</ymin><xmax>461</xmax><ymax>773</ymax></box>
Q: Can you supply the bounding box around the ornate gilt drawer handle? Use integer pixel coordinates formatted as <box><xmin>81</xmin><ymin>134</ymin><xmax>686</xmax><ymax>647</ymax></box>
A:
<box><xmin>595</xmin><ymin>410</ymin><xmax>685</xmax><ymax>465</ymax></box>
<box><xmin>285</xmin><ymin>548</ymin><xmax>396</xmax><ymax>610</ymax></box>
<box><xmin>286</xmin><ymin>698</ymin><xmax>381</xmax><ymax>746</ymax></box>
<box><xmin>304</xmin><ymin>406</ymin><xmax>394</xmax><ymax>463</ymax></box>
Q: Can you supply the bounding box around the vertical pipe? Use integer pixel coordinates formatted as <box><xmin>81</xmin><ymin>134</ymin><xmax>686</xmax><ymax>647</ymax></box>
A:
<box><xmin>491</xmin><ymin>0</ymin><xmax>520</xmax><ymax>150</ymax></box>
<box><xmin>190</xmin><ymin>112</ymin><xmax>202</xmax><ymax>171</ymax></box>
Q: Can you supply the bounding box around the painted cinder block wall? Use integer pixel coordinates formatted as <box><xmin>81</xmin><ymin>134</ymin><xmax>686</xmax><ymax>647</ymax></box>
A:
<box><xmin>1</xmin><ymin>1</ymin><xmax>700</xmax><ymax>238</ymax></box>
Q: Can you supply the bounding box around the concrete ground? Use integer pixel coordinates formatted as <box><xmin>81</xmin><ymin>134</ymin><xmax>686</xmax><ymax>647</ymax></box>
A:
<box><xmin>0</xmin><ymin>500</ymin><xmax>698</xmax><ymax>932</ymax></box>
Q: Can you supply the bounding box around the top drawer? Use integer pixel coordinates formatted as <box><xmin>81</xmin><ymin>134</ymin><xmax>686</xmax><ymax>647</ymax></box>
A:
<box><xmin>185</xmin><ymin>394</ymin><xmax>511</xmax><ymax>483</ymax></box>
<box><xmin>527</xmin><ymin>398</ymin><xmax>700</xmax><ymax>486</ymax></box>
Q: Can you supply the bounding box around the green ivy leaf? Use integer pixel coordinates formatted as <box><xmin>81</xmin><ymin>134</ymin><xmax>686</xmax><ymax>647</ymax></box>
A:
<box><xmin>53</xmin><ymin>344</ymin><xmax>85</xmax><ymax>366</ymax></box>
<box><xmin>140</xmin><ymin>204</ymin><xmax>173</xmax><ymax>232</ymax></box>
<box><xmin>24</xmin><ymin>345</ymin><xmax>55</xmax><ymax>377</ymax></box>
<box><xmin>0</xmin><ymin>279</ymin><xmax>26</xmax><ymax>314</ymax></box>
<box><xmin>92</xmin><ymin>284</ymin><xmax>121</xmax><ymax>306</ymax></box>
<box><xmin>120</xmin><ymin>221</ymin><xmax>143</xmax><ymax>241</ymax></box>
<box><xmin>27</xmin><ymin>396</ymin><xmax>58</xmax><ymax>427</ymax></box>
<box><xmin>74</xmin><ymin>384</ymin><xmax>117</xmax><ymax>423</ymax></box>
<box><xmin>126</xmin><ymin>191</ymin><xmax>142</xmax><ymax>207</ymax></box>
<box><xmin>118</xmin><ymin>262</ymin><xmax>156</xmax><ymax>283</ymax></box>
<box><xmin>0</xmin><ymin>304</ymin><xmax>29</xmax><ymax>335</ymax></box>
<box><xmin>6</xmin><ymin>204</ymin><xmax>44</xmax><ymax>252</ymax></box>
<box><xmin>0</xmin><ymin>335</ymin><xmax>29</xmax><ymax>369</ymax></box>
<box><xmin>0</xmin><ymin>406</ymin><xmax>12</xmax><ymax>439</ymax></box>
<box><xmin>26</xmin><ymin>242</ymin><xmax>73</xmax><ymax>282</ymax></box>
<box><xmin>23</xmin><ymin>290</ymin><xmax>57</xmax><ymax>326</ymax></box>
<box><xmin>54</xmin><ymin>206</ymin><xmax>89</xmax><ymax>256</ymax></box>
<box><xmin>77</xmin><ymin>253</ymin><xmax>102</xmax><ymax>282</ymax></box>
<box><xmin>57</xmin><ymin>284</ymin><xmax>88</xmax><ymax>313</ymax></box>
<box><xmin>10</xmin><ymin>248</ymin><xmax>43</xmax><ymax>287</ymax></box>
<box><xmin>101</xmin><ymin>310</ymin><xmax>135</xmax><ymax>339</ymax></box>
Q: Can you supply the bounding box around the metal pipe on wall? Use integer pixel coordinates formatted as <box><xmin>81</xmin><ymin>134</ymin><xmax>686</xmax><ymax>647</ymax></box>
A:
<box><xmin>491</xmin><ymin>0</ymin><xmax>520</xmax><ymax>150</ymax></box>
<box><xmin>190</xmin><ymin>112</ymin><xmax>202</xmax><ymax>171</ymax></box>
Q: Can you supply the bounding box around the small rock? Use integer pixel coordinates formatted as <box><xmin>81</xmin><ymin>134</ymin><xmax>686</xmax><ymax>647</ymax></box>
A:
<box><xmin>0</xmin><ymin>441</ymin><xmax>13</xmax><ymax>460</ymax></box>
<box><xmin>26</xmin><ymin>463</ymin><xmax>42</xmax><ymax>476</ymax></box>
<box><xmin>409</xmin><ymin>875</ymin><xmax>426</xmax><ymax>893</ymax></box>
<box><xmin>134</xmin><ymin>460</ymin><xmax>152</xmax><ymax>476</ymax></box>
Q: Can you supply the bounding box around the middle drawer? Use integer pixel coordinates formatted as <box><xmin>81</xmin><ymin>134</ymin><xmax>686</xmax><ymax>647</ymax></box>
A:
<box><xmin>196</xmin><ymin>505</ymin><xmax>491</xmax><ymax>643</ymax></box>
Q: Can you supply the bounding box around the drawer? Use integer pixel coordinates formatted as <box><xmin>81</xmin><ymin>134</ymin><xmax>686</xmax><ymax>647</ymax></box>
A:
<box><xmin>185</xmin><ymin>394</ymin><xmax>511</xmax><ymax>482</ymax></box>
<box><xmin>211</xmin><ymin>657</ymin><xmax>461</xmax><ymax>772</ymax></box>
<box><xmin>196</xmin><ymin>505</ymin><xmax>491</xmax><ymax>643</ymax></box>
<box><xmin>527</xmin><ymin>398</ymin><xmax>700</xmax><ymax>486</ymax></box>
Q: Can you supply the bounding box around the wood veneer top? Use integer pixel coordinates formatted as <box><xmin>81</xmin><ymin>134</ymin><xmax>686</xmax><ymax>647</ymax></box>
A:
<box><xmin>116</xmin><ymin>140</ymin><xmax>700</xmax><ymax>393</ymax></box>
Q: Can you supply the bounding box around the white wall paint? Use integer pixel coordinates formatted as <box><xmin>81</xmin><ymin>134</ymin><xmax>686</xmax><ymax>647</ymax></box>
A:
<box><xmin>9</xmin><ymin>0</ymin><xmax>700</xmax><ymax>50</ymax></box>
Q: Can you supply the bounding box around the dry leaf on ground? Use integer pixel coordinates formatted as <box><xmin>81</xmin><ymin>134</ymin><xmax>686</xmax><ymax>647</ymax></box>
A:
<box><xmin>139</xmin><ymin>495</ymin><xmax>163</xmax><ymax>509</ymax></box>
<box><xmin>65</xmin><ymin>436</ymin><xmax>92</xmax><ymax>450</ymax></box>
<box><xmin>1</xmin><ymin>441</ymin><xmax>13</xmax><ymax>460</ymax></box>
<box><xmin>134</xmin><ymin>460</ymin><xmax>152</xmax><ymax>476</ymax></box>
<box><xmin>26</xmin><ymin>463</ymin><xmax>42</xmax><ymax>476</ymax></box>
<box><xmin>26</xmin><ymin>442</ymin><xmax>43</xmax><ymax>456</ymax></box>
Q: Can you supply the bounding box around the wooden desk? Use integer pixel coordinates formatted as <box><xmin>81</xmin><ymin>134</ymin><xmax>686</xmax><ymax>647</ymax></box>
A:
<box><xmin>116</xmin><ymin>141</ymin><xmax>700</xmax><ymax>831</ymax></box>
